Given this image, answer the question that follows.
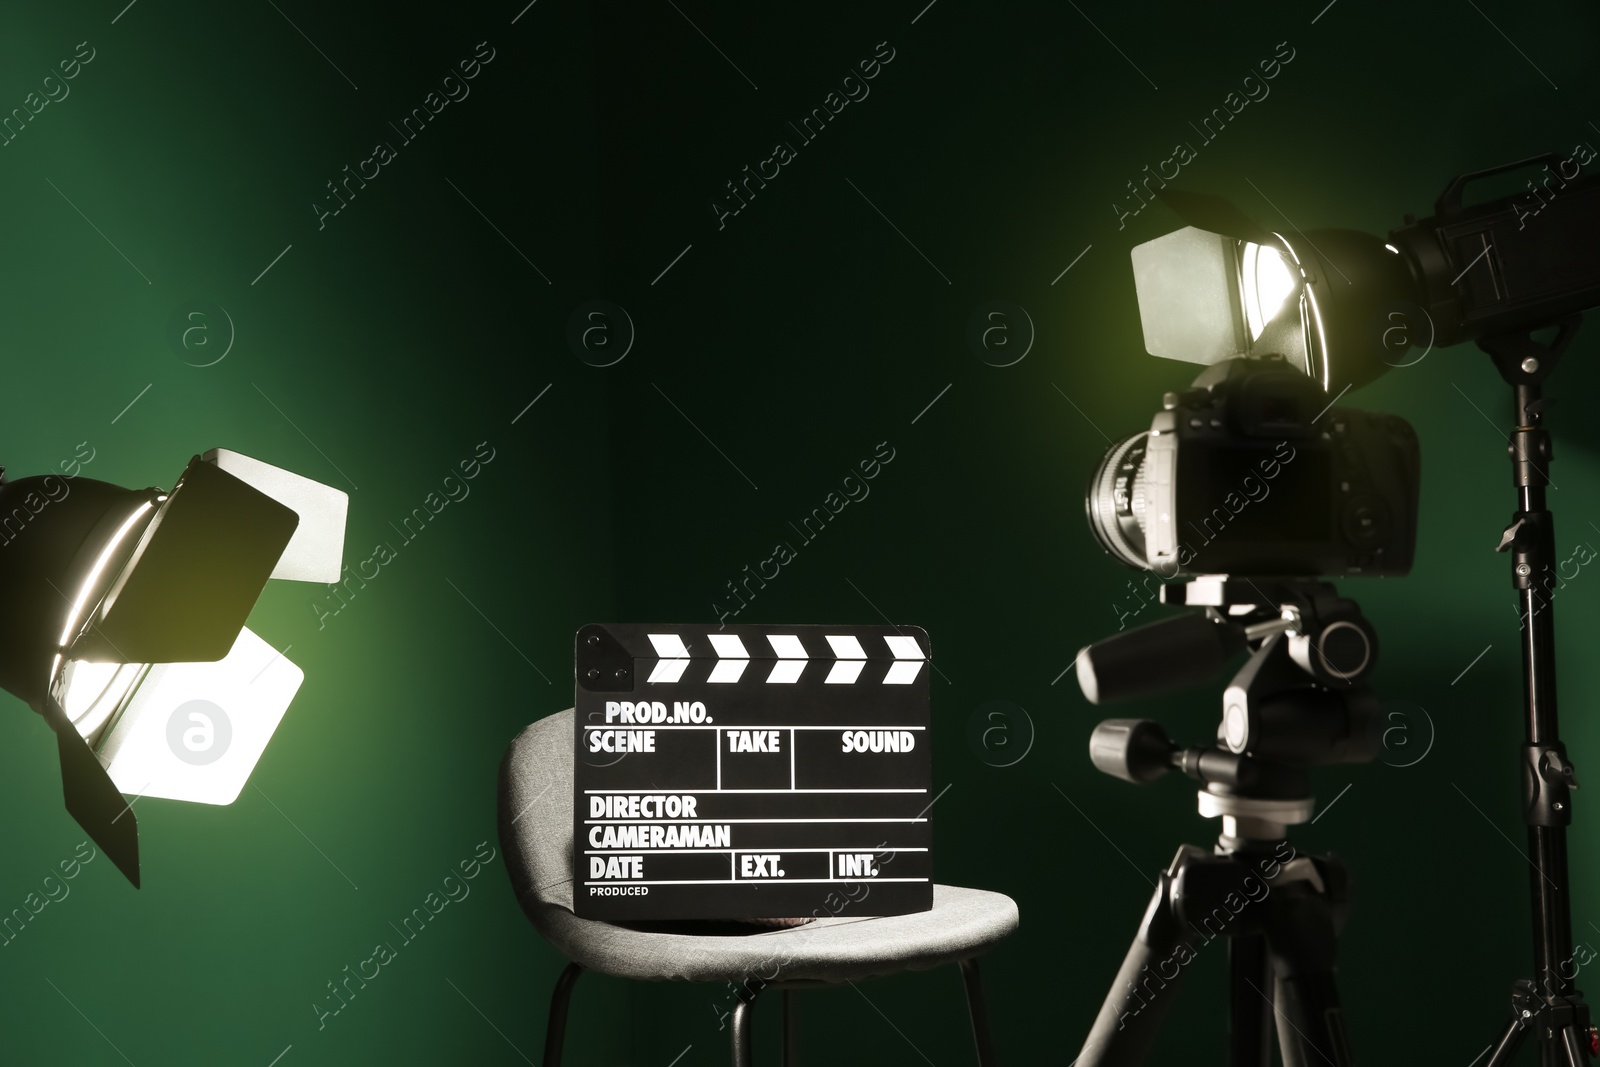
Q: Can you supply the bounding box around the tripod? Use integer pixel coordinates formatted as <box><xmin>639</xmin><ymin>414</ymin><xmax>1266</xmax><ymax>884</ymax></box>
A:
<box><xmin>1072</xmin><ymin>580</ymin><xmax>1380</xmax><ymax>1066</ymax></box>
<box><xmin>1479</xmin><ymin>323</ymin><xmax>1597</xmax><ymax>1067</ymax></box>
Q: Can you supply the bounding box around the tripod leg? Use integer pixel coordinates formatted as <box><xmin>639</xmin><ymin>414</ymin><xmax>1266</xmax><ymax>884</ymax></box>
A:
<box><xmin>1229</xmin><ymin>934</ymin><xmax>1273</xmax><ymax>1067</ymax></box>
<box><xmin>1560</xmin><ymin>1024</ymin><xmax>1591</xmax><ymax>1067</ymax></box>
<box><xmin>1262</xmin><ymin>882</ymin><xmax>1354</xmax><ymax>1067</ymax></box>
<box><xmin>1075</xmin><ymin>865</ymin><xmax>1196</xmax><ymax>1067</ymax></box>
<box><xmin>1483</xmin><ymin>1010</ymin><xmax>1530</xmax><ymax>1067</ymax></box>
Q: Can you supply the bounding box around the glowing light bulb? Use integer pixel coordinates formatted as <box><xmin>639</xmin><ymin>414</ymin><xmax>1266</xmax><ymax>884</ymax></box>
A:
<box><xmin>1242</xmin><ymin>242</ymin><xmax>1298</xmax><ymax>341</ymax></box>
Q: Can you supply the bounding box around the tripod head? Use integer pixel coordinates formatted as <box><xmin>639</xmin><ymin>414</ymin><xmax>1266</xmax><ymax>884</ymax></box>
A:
<box><xmin>1079</xmin><ymin>577</ymin><xmax>1381</xmax><ymax>841</ymax></box>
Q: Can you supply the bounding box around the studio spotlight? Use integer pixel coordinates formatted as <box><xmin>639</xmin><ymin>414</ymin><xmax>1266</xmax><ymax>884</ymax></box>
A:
<box><xmin>1131</xmin><ymin>154</ymin><xmax>1600</xmax><ymax>393</ymax></box>
<box><xmin>0</xmin><ymin>449</ymin><xmax>347</xmax><ymax>886</ymax></box>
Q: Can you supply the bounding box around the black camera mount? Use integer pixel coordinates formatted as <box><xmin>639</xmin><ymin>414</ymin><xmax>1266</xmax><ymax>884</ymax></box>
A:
<box><xmin>1073</xmin><ymin>579</ymin><xmax>1378</xmax><ymax>1066</ymax></box>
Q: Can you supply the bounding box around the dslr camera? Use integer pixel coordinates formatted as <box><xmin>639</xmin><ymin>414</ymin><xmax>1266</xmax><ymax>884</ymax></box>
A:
<box><xmin>1086</xmin><ymin>354</ymin><xmax>1419</xmax><ymax>578</ymax></box>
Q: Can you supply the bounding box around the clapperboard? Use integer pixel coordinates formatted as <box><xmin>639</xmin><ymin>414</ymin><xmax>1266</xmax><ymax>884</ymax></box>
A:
<box><xmin>573</xmin><ymin>623</ymin><xmax>934</xmax><ymax>921</ymax></box>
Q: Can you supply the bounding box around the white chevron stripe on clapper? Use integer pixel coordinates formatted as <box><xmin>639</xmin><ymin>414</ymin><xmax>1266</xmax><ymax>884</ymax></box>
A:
<box><xmin>824</xmin><ymin>635</ymin><xmax>868</xmax><ymax>684</ymax></box>
<box><xmin>765</xmin><ymin>634</ymin><xmax>807</xmax><ymax>684</ymax></box>
<box><xmin>707</xmin><ymin>634</ymin><xmax>750</xmax><ymax>683</ymax></box>
<box><xmin>646</xmin><ymin>633</ymin><xmax>691</xmax><ymax>683</ymax></box>
<box><xmin>882</xmin><ymin>635</ymin><xmax>925</xmax><ymax>684</ymax></box>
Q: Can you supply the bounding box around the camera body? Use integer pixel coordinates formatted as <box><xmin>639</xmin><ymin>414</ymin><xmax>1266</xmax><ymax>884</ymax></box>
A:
<box><xmin>1088</xmin><ymin>356</ymin><xmax>1419</xmax><ymax>578</ymax></box>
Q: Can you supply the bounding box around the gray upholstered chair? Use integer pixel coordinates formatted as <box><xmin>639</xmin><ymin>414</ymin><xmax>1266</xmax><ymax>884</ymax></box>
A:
<box><xmin>498</xmin><ymin>708</ymin><xmax>1019</xmax><ymax>1066</ymax></box>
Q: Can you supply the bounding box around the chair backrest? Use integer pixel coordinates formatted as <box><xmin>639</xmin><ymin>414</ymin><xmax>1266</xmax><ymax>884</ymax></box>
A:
<box><xmin>497</xmin><ymin>708</ymin><xmax>576</xmax><ymax>912</ymax></box>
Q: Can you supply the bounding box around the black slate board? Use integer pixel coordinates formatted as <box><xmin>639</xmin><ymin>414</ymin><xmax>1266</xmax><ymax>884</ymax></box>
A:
<box><xmin>573</xmin><ymin>623</ymin><xmax>934</xmax><ymax>921</ymax></box>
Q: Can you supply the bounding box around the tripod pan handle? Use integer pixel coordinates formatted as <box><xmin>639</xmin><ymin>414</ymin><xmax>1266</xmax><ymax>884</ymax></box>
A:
<box><xmin>1077</xmin><ymin>611</ymin><xmax>1247</xmax><ymax>705</ymax></box>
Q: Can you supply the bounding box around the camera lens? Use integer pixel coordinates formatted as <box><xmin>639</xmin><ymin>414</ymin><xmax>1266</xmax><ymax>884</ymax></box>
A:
<box><xmin>1086</xmin><ymin>433</ymin><xmax>1151</xmax><ymax>569</ymax></box>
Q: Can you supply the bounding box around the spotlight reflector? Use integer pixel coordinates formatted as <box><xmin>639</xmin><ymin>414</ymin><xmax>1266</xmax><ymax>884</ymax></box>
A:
<box><xmin>1129</xmin><ymin>221</ymin><xmax>1371</xmax><ymax>392</ymax></box>
<box><xmin>73</xmin><ymin>458</ymin><xmax>299</xmax><ymax>664</ymax></box>
<box><xmin>1131</xmin><ymin>157</ymin><xmax>1600</xmax><ymax>394</ymax></box>
<box><xmin>0</xmin><ymin>450</ymin><xmax>345</xmax><ymax>886</ymax></box>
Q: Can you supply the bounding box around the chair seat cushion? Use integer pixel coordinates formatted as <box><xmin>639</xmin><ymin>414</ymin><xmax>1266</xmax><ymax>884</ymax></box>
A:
<box><xmin>522</xmin><ymin>883</ymin><xmax>1019</xmax><ymax>984</ymax></box>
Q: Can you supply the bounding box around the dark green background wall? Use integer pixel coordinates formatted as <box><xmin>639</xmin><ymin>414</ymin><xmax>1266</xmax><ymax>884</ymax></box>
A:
<box><xmin>0</xmin><ymin>0</ymin><xmax>1596</xmax><ymax>1063</ymax></box>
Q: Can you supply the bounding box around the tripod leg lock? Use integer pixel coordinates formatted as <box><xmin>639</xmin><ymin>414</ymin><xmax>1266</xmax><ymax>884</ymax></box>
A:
<box><xmin>1523</xmin><ymin>742</ymin><xmax>1578</xmax><ymax>827</ymax></box>
<box><xmin>1511</xmin><ymin>978</ymin><xmax>1596</xmax><ymax>1048</ymax></box>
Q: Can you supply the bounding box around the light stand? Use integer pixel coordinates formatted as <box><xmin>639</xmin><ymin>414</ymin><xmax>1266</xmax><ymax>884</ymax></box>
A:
<box><xmin>1480</xmin><ymin>321</ymin><xmax>1598</xmax><ymax>1067</ymax></box>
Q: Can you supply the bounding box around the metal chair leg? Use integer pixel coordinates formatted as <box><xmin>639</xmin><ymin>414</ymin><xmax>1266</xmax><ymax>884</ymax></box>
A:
<box><xmin>732</xmin><ymin>983</ymin><xmax>762</xmax><ymax>1067</ymax></box>
<box><xmin>782</xmin><ymin>989</ymin><xmax>799</xmax><ymax>1066</ymax></box>
<box><xmin>544</xmin><ymin>962</ymin><xmax>583</xmax><ymax>1067</ymax></box>
<box><xmin>959</xmin><ymin>958</ymin><xmax>1000</xmax><ymax>1067</ymax></box>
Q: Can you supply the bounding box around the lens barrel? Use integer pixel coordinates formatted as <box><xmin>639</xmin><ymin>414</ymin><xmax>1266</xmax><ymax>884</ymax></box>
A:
<box><xmin>1085</xmin><ymin>432</ymin><xmax>1150</xmax><ymax>569</ymax></box>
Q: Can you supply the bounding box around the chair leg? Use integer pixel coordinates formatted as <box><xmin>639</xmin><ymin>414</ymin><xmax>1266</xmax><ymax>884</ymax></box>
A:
<box><xmin>731</xmin><ymin>983</ymin><xmax>762</xmax><ymax>1067</ymax></box>
<box><xmin>543</xmin><ymin>962</ymin><xmax>583</xmax><ymax>1067</ymax></box>
<box><xmin>781</xmin><ymin>989</ymin><xmax>799</xmax><ymax>1066</ymax></box>
<box><xmin>959</xmin><ymin>958</ymin><xmax>1000</xmax><ymax>1067</ymax></box>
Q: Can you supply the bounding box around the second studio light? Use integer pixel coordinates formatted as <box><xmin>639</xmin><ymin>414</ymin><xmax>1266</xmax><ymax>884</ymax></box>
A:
<box><xmin>1129</xmin><ymin>153</ymin><xmax>1600</xmax><ymax>391</ymax></box>
<box><xmin>0</xmin><ymin>449</ymin><xmax>347</xmax><ymax>886</ymax></box>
